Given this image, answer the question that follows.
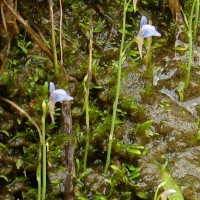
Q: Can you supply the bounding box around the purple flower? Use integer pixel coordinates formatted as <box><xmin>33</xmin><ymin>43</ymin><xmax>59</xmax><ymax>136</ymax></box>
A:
<box><xmin>48</xmin><ymin>82</ymin><xmax>73</xmax><ymax>123</ymax></box>
<box><xmin>136</xmin><ymin>16</ymin><xmax>161</xmax><ymax>57</ymax></box>
<box><xmin>140</xmin><ymin>16</ymin><xmax>148</xmax><ymax>28</ymax></box>
<box><xmin>140</xmin><ymin>24</ymin><xmax>161</xmax><ymax>38</ymax></box>
<box><xmin>49</xmin><ymin>82</ymin><xmax>73</xmax><ymax>103</ymax></box>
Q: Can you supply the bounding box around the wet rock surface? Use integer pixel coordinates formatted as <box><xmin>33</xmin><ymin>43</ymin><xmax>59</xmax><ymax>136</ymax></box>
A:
<box><xmin>122</xmin><ymin>58</ymin><xmax>200</xmax><ymax>199</ymax></box>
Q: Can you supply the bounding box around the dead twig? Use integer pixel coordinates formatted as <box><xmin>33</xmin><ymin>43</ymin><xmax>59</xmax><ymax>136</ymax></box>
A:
<box><xmin>59</xmin><ymin>0</ymin><xmax>63</xmax><ymax>66</ymax></box>
<box><xmin>0</xmin><ymin>96</ymin><xmax>42</xmax><ymax>141</ymax></box>
<box><xmin>0</xmin><ymin>0</ymin><xmax>54</xmax><ymax>61</ymax></box>
<box><xmin>49</xmin><ymin>0</ymin><xmax>58</xmax><ymax>73</ymax></box>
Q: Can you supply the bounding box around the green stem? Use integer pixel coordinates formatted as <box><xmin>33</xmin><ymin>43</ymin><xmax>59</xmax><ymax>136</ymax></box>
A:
<box><xmin>185</xmin><ymin>0</ymin><xmax>196</xmax><ymax>88</ymax></box>
<box><xmin>193</xmin><ymin>0</ymin><xmax>199</xmax><ymax>41</ymax></box>
<box><xmin>41</xmin><ymin>101</ymin><xmax>47</xmax><ymax>200</ymax></box>
<box><xmin>145</xmin><ymin>36</ymin><xmax>152</xmax><ymax>66</ymax></box>
<box><xmin>83</xmin><ymin>15</ymin><xmax>93</xmax><ymax>172</ymax></box>
<box><xmin>49</xmin><ymin>0</ymin><xmax>59</xmax><ymax>74</ymax></box>
<box><xmin>145</xmin><ymin>20</ymin><xmax>152</xmax><ymax>67</ymax></box>
<box><xmin>37</xmin><ymin>152</ymin><xmax>42</xmax><ymax>200</ymax></box>
<box><xmin>83</xmin><ymin>75</ymin><xmax>90</xmax><ymax>172</ymax></box>
<box><xmin>104</xmin><ymin>0</ymin><xmax>130</xmax><ymax>174</ymax></box>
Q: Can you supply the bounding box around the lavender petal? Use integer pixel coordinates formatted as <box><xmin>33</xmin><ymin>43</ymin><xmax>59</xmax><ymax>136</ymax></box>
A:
<box><xmin>140</xmin><ymin>25</ymin><xmax>161</xmax><ymax>38</ymax></box>
<box><xmin>50</xmin><ymin>89</ymin><xmax>74</xmax><ymax>102</ymax></box>
<box><xmin>50</xmin><ymin>82</ymin><xmax>56</xmax><ymax>94</ymax></box>
<box><xmin>140</xmin><ymin>16</ymin><xmax>148</xmax><ymax>28</ymax></box>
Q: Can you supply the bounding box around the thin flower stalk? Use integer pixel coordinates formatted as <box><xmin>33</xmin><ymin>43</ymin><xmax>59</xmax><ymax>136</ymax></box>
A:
<box><xmin>41</xmin><ymin>101</ymin><xmax>47</xmax><ymax>200</ymax></box>
<box><xmin>185</xmin><ymin>0</ymin><xmax>196</xmax><ymax>88</ymax></box>
<box><xmin>83</xmin><ymin>14</ymin><xmax>93</xmax><ymax>172</ymax></box>
<box><xmin>59</xmin><ymin>0</ymin><xmax>63</xmax><ymax>66</ymax></box>
<box><xmin>104</xmin><ymin>0</ymin><xmax>131</xmax><ymax>174</ymax></box>
<box><xmin>145</xmin><ymin>20</ymin><xmax>153</xmax><ymax>67</ymax></box>
<box><xmin>49</xmin><ymin>0</ymin><xmax>59</xmax><ymax>74</ymax></box>
<box><xmin>37</xmin><ymin>162</ymin><xmax>42</xmax><ymax>200</ymax></box>
<box><xmin>193</xmin><ymin>0</ymin><xmax>199</xmax><ymax>41</ymax></box>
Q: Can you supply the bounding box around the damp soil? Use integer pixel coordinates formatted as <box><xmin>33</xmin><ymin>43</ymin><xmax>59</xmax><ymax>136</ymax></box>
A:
<box><xmin>0</xmin><ymin>0</ymin><xmax>200</xmax><ymax>199</ymax></box>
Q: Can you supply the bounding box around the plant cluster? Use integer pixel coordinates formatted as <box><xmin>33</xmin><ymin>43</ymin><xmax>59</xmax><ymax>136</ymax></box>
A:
<box><xmin>0</xmin><ymin>0</ymin><xmax>199</xmax><ymax>199</ymax></box>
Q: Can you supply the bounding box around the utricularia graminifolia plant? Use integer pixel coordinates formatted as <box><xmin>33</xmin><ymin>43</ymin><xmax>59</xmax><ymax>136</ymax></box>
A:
<box><xmin>48</xmin><ymin>82</ymin><xmax>74</xmax><ymax>123</ymax></box>
<box><xmin>136</xmin><ymin>15</ymin><xmax>161</xmax><ymax>57</ymax></box>
<box><xmin>139</xmin><ymin>16</ymin><xmax>161</xmax><ymax>38</ymax></box>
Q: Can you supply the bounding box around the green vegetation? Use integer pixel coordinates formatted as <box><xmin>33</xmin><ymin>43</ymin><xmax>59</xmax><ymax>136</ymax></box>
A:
<box><xmin>0</xmin><ymin>0</ymin><xmax>199</xmax><ymax>199</ymax></box>
<box><xmin>83</xmin><ymin>12</ymin><xmax>93</xmax><ymax>171</ymax></box>
<box><xmin>185</xmin><ymin>0</ymin><xmax>200</xmax><ymax>88</ymax></box>
<box><xmin>41</xmin><ymin>101</ymin><xmax>48</xmax><ymax>200</ymax></box>
<box><xmin>104</xmin><ymin>0</ymin><xmax>131</xmax><ymax>174</ymax></box>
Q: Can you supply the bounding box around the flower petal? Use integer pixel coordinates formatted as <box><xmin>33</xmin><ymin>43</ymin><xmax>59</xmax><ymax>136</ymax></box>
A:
<box><xmin>140</xmin><ymin>16</ymin><xmax>148</xmax><ymax>28</ymax></box>
<box><xmin>50</xmin><ymin>82</ymin><xmax>55</xmax><ymax>94</ymax></box>
<box><xmin>133</xmin><ymin>0</ymin><xmax>138</xmax><ymax>12</ymax></box>
<box><xmin>140</xmin><ymin>24</ymin><xmax>161</xmax><ymax>38</ymax></box>
<box><xmin>50</xmin><ymin>89</ymin><xmax>74</xmax><ymax>102</ymax></box>
<box><xmin>48</xmin><ymin>100</ymin><xmax>55</xmax><ymax>123</ymax></box>
<box><xmin>136</xmin><ymin>35</ymin><xmax>144</xmax><ymax>58</ymax></box>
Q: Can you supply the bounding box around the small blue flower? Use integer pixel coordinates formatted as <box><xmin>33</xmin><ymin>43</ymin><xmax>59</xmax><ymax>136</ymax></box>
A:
<box><xmin>140</xmin><ymin>24</ymin><xmax>161</xmax><ymax>38</ymax></box>
<box><xmin>49</xmin><ymin>82</ymin><xmax>55</xmax><ymax>94</ymax></box>
<box><xmin>48</xmin><ymin>82</ymin><xmax>73</xmax><ymax>123</ymax></box>
<box><xmin>136</xmin><ymin>16</ymin><xmax>161</xmax><ymax>57</ymax></box>
<box><xmin>49</xmin><ymin>82</ymin><xmax>73</xmax><ymax>103</ymax></box>
<box><xmin>140</xmin><ymin>16</ymin><xmax>148</xmax><ymax>28</ymax></box>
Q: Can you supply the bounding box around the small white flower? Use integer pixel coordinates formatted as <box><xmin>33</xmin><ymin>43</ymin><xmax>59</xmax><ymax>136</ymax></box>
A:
<box><xmin>161</xmin><ymin>189</ymin><xmax>176</xmax><ymax>200</ymax></box>
<box><xmin>48</xmin><ymin>82</ymin><xmax>73</xmax><ymax>123</ymax></box>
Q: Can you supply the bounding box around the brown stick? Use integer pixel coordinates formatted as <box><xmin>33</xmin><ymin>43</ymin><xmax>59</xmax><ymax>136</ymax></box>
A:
<box><xmin>61</xmin><ymin>101</ymin><xmax>75</xmax><ymax>200</ymax></box>
<box><xmin>59</xmin><ymin>0</ymin><xmax>63</xmax><ymax>66</ymax></box>
<box><xmin>0</xmin><ymin>0</ymin><xmax>54</xmax><ymax>61</ymax></box>
<box><xmin>0</xmin><ymin>96</ymin><xmax>42</xmax><ymax>141</ymax></box>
